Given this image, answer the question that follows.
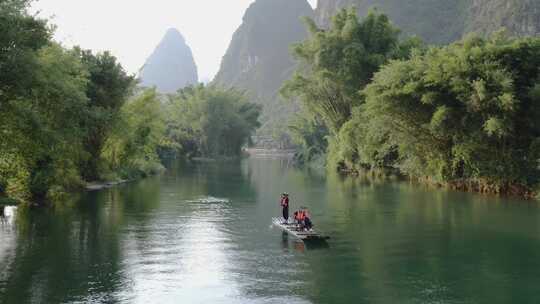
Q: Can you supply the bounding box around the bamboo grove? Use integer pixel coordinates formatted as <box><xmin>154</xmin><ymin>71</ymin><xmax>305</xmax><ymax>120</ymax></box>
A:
<box><xmin>283</xmin><ymin>8</ymin><xmax>540</xmax><ymax>197</ymax></box>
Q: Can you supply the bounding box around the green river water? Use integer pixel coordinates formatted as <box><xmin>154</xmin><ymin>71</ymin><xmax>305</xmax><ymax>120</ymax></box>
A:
<box><xmin>1</xmin><ymin>157</ymin><xmax>540</xmax><ymax>304</ymax></box>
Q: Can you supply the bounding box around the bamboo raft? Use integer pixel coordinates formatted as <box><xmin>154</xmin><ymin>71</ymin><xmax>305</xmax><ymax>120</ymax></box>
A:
<box><xmin>272</xmin><ymin>217</ymin><xmax>329</xmax><ymax>241</ymax></box>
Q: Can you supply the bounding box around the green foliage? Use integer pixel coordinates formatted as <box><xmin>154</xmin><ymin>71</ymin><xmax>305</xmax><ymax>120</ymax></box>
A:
<box><xmin>290</xmin><ymin>7</ymin><xmax>540</xmax><ymax>196</ymax></box>
<box><xmin>101</xmin><ymin>89</ymin><xmax>165</xmax><ymax>179</ymax></box>
<box><xmin>1</xmin><ymin>44</ymin><xmax>89</xmax><ymax>201</ymax></box>
<box><xmin>165</xmin><ymin>85</ymin><xmax>261</xmax><ymax>158</ymax></box>
<box><xmin>0</xmin><ymin>154</ymin><xmax>30</xmax><ymax>202</ymax></box>
<box><xmin>76</xmin><ymin>49</ymin><xmax>135</xmax><ymax>181</ymax></box>
<box><xmin>0</xmin><ymin>0</ymin><xmax>50</xmax><ymax>105</ymax></box>
<box><xmin>330</xmin><ymin>106</ymin><xmax>398</xmax><ymax>172</ymax></box>
<box><xmin>283</xmin><ymin>8</ymin><xmax>421</xmax><ymax>169</ymax></box>
<box><xmin>0</xmin><ymin>1</ymin><xmax>262</xmax><ymax>204</ymax></box>
<box><xmin>0</xmin><ymin>0</ymin><xmax>140</xmax><ymax>203</ymax></box>
<box><xmin>362</xmin><ymin>34</ymin><xmax>540</xmax><ymax>193</ymax></box>
<box><xmin>282</xmin><ymin>8</ymin><xmax>417</xmax><ymax>135</ymax></box>
<box><xmin>288</xmin><ymin>113</ymin><xmax>329</xmax><ymax>164</ymax></box>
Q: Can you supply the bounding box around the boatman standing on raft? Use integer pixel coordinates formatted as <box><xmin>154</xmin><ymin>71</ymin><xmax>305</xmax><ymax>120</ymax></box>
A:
<box><xmin>280</xmin><ymin>193</ymin><xmax>289</xmax><ymax>223</ymax></box>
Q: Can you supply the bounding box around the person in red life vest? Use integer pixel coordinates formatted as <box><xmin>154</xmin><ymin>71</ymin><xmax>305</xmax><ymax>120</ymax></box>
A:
<box><xmin>295</xmin><ymin>209</ymin><xmax>304</xmax><ymax>230</ymax></box>
<box><xmin>296</xmin><ymin>207</ymin><xmax>312</xmax><ymax>231</ymax></box>
<box><xmin>302</xmin><ymin>208</ymin><xmax>313</xmax><ymax>231</ymax></box>
<box><xmin>280</xmin><ymin>193</ymin><xmax>289</xmax><ymax>223</ymax></box>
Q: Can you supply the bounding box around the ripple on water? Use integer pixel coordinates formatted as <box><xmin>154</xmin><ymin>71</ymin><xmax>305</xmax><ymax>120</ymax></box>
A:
<box><xmin>187</xmin><ymin>196</ymin><xmax>231</xmax><ymax>204</ymax></box>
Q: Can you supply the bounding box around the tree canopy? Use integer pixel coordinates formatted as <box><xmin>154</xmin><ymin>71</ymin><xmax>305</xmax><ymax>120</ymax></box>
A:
<box><xmin>0</xmin><ymin>0</ymin><xmax>50</xmax><ymax>105</ymax></box>
<box><xmin>0</xmin><ymin>1</ymin><xmax>158</xmax><ymax>203</ymax></box>
<box><xmin>164</xmin><ymin>85</ymin><xmax>261</xmax><ymax>158</ymax></box>
<box><xmin>76</xmin><ymin>49</ymin><xmax>135</xmax><ymax>181</ymax></box>
<box><xmin>0</xmin><ymin>44</ymin><xmax>89</xmax><ymax>201</ymax></box>
<box><xmin>360</xmin><ymin>34</ymin><xmax>540</xmax><ymax>195</ymax></box>
<box><xmin>282</xmin><ymin>8</ymin><xmax>419</xmax><ymax>134</ymax></box>
<box><xmin>0</xmin><ymin>4</ymin><xmax>262</xmax><ymax>205</ymax></box>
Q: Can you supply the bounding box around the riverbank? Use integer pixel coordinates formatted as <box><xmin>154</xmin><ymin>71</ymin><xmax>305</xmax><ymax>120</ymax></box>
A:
<box><xmin>188</xmin><ymin>150</ymin><xmax>291</xmax><ymax>162</ymax></box>
<box><xmin>338</xmin><ymin>165</ymin><xmax>539</xmax><ymax>199</ymax></box>
<box><xmin>191</xmin><ymin>156</ymin><xmax>241</xmax><ymax>162</ymax></box>
<box><xmin>245</xmin><ymin>148</ymin><xmax>295</xmax><ymax>158</ymax></box>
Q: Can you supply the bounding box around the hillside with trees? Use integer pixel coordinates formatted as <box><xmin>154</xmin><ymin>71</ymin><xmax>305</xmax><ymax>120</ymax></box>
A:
<box><xmin>213</xmin><ymin>0</ymin><xmax>313</xmax><ymax>147</ymax></box>
<box><xmin>314</xmin><ymin>0</ymin><xmax>540</xmax><ymax>43</ymax></box>
<box><xmin>215</xmin><ymin>0</ymin><xmax>539</xmax><ymax>149</ymax></box>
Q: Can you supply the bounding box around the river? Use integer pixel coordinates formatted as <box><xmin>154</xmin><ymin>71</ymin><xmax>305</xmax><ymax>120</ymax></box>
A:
<box><xmin>1</xmin><ymin>157</ymin><xmax>540</xmax><ymax>304</ymax></box>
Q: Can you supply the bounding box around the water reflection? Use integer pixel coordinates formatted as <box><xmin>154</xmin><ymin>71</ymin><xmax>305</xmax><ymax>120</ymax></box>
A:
<box><xmin>116</xmin><ymin>197</ymin><xmax>242</xmax><ymax>303</ymax></box>
<box><xmin>281</xmin><ymin>231</ymin><xmax>289</xmax><ymax>252</ymax></box>
<box><xmin>280</xmin><ymin>231</ymin><xmax>330</xmax><ymax>253</ymax></box>
<box><xmin>0</xmin><ymin>206</ymin><xmax>15</xmax><ymax>225</ymax></box>
<box><xmin>0</xmin><ymin>204</ymin><xmax>126</xmax><ymax>303</ymax></box>
<box><xmin>0</xmin><ymin>206</ymin><xmax>17</xmax><ymax>294</ymax></box>
<box><xmin>2</xmin><ymin>159</ymin><xmax>540</xmax><ymax>303</ymax></box>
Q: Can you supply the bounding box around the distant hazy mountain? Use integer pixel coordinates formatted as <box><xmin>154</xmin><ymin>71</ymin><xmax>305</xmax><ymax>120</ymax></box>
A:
<box><xmin>315</xmin><ymin>0</ymin><xmax>540</xmax><ymax>44</ymax></box>
<box><xmin>140</xmin><ymin>28</ymin><xmax>198</xmax><ymax>93</ymax></box>
<box><xmin>213</xmin><ymin>0</ymin><xmax>313</xmax><ymax>141</ymax></box>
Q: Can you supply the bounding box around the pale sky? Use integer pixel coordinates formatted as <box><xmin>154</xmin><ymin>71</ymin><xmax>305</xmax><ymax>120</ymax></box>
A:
<box><xmin>31</xmin><ymin>0</ymin><xmax>318</xmax><ymax>82</ymax></box>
